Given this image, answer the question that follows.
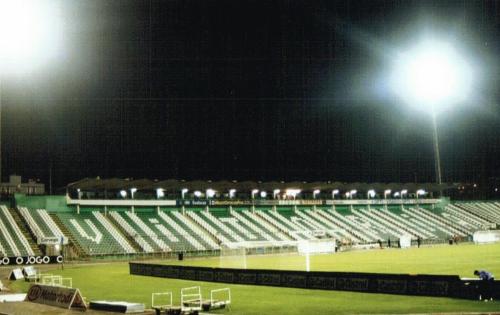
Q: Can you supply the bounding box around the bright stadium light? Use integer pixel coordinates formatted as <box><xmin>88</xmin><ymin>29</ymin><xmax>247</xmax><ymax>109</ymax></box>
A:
<box><xmin>393</xmin><ymin>191</ymin><xmax>400</xmax><ymax>198</ymax></box>
<box><xmin>401</xmin><ymin>189</ymin><xmax>408</xmax><ymax>197</ymax></box>
<box><xmin>181</xmin><ymin>188</ymin><xmax>188</xmax><ymax>199</ymax></box>
<box><xmin>391</xmin><ymin>39</ymin><xmax>472</xmax><ymax>112</ymax></box>
<box><xmin>313</xmin><ymin>189</ymin><xmax>320</xmax><ymax>199</ymax></box>
<box><xmin>273</xmin><ymin>189</ymin><xmax>280</xmax><ymax>199</ymax></box>
<box><xmin>285</xmin><ymin>189</ymin><xmax>301</xmax><ymax>199</ymax></box>
<box><xmin>229</xmin><ymin>189</ymin><xmax>236</xmax><ymax>199</ymax></box>
<box><xmin>332</xmin><ymin>189</ymin><xmax>339</xmax><ymax>199</ymax></box>
<box><xmin>130</xmin><ymin>188</ymin><xmax>137</xmax><ymax>199</ymax></box>
<box><xmin>251</xmin><ymin>189</ymin><xmax>259</xmax><ymax>199</ymax></box>
<box><xmin>156</xmin><ymin>188</ymin><xmax>164</xmax><ymax>199</ymax></box>
<box><xmin>206</xmin><ymin>189</ymin><xmax>216</xmax><ymax>199</ymax></box>
<box><xmin>260</xmin><ymin>191</ymin><xmax>267</xmax><ymax>198</ymax></box>
<box><xmin>0</xmin><ymin>0</ymin><xmax>63</xmax><ymax>74</ymax></box>
<box><xmin>384</xmin><ymin>189</ymin><xmax>391</xmax><ymax>199</ymax></box>
<box><xmin>416</xmin><ymin>189</ymin><xmax>426</xmax><ymax>196</ymax></box>
<box><xmin>193</xmin><ymin>190</ymin><xmax>202</xmax><ymax>198</ymax></box>
<box><xmin>348</xmin><ymin>190</ymin><xmax>357</xmax><ymax>199</ymax></box>
<box><xmin>390</xmin><ymin>38</ymin><xmax>475</xmax><ymax>187</ymax></box>
<box><xmin>0</xmin><ymin>0</ymin><xmax>64</xmax><ymax>182</ymax></box>
<box><xmin>367</xmin><ymin>189</ymin><xmax>376</xmax><ymax>199</ymax></box>
<box><xmin>119</xmin><ymin>190</ymin><xmax>127</xmax><ymax>198</ymax></box>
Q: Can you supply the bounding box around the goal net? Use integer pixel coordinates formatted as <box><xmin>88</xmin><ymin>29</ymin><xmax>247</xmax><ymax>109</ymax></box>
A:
<box><xmin>219</xmin><ymin>244</ymin><xmax>247</xmax><ymax>269</ymax></box>
<box><xmin>297</xmin><ymin>238</ymin><xmax>336</xmax><ymax>272</ymax></box>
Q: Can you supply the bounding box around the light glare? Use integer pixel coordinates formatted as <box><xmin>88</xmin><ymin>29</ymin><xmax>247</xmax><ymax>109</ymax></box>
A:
<box><xmin>391</xmin><ymin>40</ymin><xmax>472</xmax><ymax>113</ymax></box>
<box><xmin>0</xmin><ymin>0</ymin><xmax>63</xmax><ymax>74</ymax></box>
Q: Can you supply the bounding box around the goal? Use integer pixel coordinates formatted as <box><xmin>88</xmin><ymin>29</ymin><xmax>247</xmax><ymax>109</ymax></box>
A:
<box><xmin>219</xmin><ymin>244</ymin><xmax>247</xmax><ymax>269</ymax></box>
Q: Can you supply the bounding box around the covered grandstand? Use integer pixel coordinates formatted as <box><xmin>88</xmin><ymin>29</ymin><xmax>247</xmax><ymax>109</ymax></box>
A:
<box><xmin>0</xmin><ymin>179</ymin><xmax>495</xmax><ymax>262</ymax></box>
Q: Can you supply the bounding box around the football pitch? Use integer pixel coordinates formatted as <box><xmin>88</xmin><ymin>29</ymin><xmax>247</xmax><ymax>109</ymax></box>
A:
<box><xmin>9</xmin><ymin>243</ymin><xmax>500</xmax><ymax>314</ymax></box>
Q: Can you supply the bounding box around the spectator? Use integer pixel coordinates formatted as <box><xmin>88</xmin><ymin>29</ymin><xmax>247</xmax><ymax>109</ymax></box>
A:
<box><xmin>474</xmin><ymin>270</ymin><xmax>495</xmax><ymax>301</ymax></box>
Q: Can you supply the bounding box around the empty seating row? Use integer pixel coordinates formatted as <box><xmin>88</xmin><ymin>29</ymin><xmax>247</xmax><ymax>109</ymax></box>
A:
<box><xmin>57</xmin><ymin>211</ymin><xmax>134</xmax><ymax>255</ymax></box>
<box><xmin>19</xmin><ymin>207</ymin><xmax>66</xmax><ymax>241</ymax></box>
<box><xmin>0</xmin><ymin>205</ymin><xmax>34</xmax><ymax>256</ymax></box>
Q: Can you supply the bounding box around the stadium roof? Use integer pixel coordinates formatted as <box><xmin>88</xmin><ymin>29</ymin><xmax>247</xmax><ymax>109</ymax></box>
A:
<box><xmin>67</xmin><ymin>177</ymin><xmax>457</xmax><ymax>193</ymax></box>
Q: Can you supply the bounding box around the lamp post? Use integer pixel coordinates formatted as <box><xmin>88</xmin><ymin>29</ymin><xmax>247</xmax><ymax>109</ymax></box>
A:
<box><xmin>331</xmin><ymin>189</ymin><xmax>339</xmax><ymax>211</ymax></box>
<box><xmin>331</xmin><ymin>189</ymin><xmax>339</xmax><ymax>199</ymax></box>
<box><xmin>251</xmin><ymin>189</ymin><xmax>258</xmax><ymax>212</ymax></box>
<box><xmin>391</xmin><ymin>39</ymin><xmax>473</xmax><ymax>192</ymax></box>
<box><xmin>350</xmin><ymin>190</ymin><xmax>357</xmax><ymax>199</ymax></box>
<box><xmin>367</xmin><ymin>189</ymin><xmax>375</xmax><ymax>210</ymax></box>
<box><xmin>181</xmin><ymin>188</ymin><xmax>188</xmax><ymax>199</ymax></box>
<box><xmin>416</xmin><ymin>189</ymin><xmax>426</xmax><ymax>208</ymax></box>
<box><xmin>273</xmin><ymin>189</ymin><xmax>280</xmax><ymax>199</ymax></box>
<box><xmin>313</xmin><ymin>189</ymin><xmax>320</xmax><ymax>199</ymax></box>
<box><xmin>384</xmin><ymin>189</ymin><xmax>391</xmax><ymax>210</ymax></box>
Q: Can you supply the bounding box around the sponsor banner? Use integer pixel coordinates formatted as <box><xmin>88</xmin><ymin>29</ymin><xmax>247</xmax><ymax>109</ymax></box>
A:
<box><xmin>0</xmin><ymin>256</ymin><xmax>63</xmax><ymax>266</ymax></box>
<box><xmin>210</xmin><ymin>200</ymin><xmax>324</xmax><ymax>206</ymax></box>
<box><xmin>38</xmin><ymin>236</ymin><xmax>68</xmax><ymax>245</ymax></box>
<box><xmin>212</xmin><ymin>200</ymin><xmax>252</xmax><ymax>206</ymax></box>
<box><xmin>25</xmin><ymin>284</ymin><xmax>86</xmax><ymax>310</ymax></box>
<box><xmin>176</xmin><ymin>200</ymin><xmax>212</xmax><ymax>206</ymax></box>
<box><xmin>325</xmin><ymin>199</ymin><xmax>440</xmax><ymax>205</ymax></box>
<box><xmin>278</xmin><ymin>200</ymin><xmax>323</xmax><ymax>206</ymax></box>
<box><xmin>130</xmin><ymin>263</ymin><xmax>493</xmax><ymax>300</ymax></box>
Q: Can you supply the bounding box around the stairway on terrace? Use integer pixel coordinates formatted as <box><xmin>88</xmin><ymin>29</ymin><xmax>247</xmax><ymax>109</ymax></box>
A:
<box><xmin>10</xmin><ymin>207</ymin><xmax>42</xmax><ymax>256</ymax></box>
<box><xmin>50</xmin><ymin>213</ymin><xmax>87</xmax><ymax>258</ymax></box>
<box><xmin>106</xmin><ymin>213</ymin><xmax>145</xmax><ymax>253</ymax></box>
<box><xmin>0</xmin><ymin>205</ymin><xmax>35</xmax><ymax>256</ymax></box>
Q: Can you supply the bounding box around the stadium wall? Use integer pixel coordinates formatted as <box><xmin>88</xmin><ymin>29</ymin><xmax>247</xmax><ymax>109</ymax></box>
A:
<box><xmin>129</xmin><ymin>263</ymin><xmax>499</xmax><ymax>300</ymax></box>
<box><xmin>14</xmin><ymin>194</ymin><xmax>73</xmax><ymax>212</ymax></box>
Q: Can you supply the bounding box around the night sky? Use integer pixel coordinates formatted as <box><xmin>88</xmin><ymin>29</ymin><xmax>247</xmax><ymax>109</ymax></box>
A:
<box><xmin>2</xmin><ymin>0</ymin><xmax>500</xmax><ymax>190</ymax></box>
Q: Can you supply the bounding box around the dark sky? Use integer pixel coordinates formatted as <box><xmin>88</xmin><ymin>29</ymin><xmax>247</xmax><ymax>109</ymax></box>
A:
<box><xmin>2</xmin><ymin>0</ymin><xmax>500</xmax><ymax>189</ymax></box>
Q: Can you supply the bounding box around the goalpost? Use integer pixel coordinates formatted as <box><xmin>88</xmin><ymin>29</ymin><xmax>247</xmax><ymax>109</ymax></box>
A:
<box><xmin>297</xmin><ymin>238</ymin><xmax>336</xmax><ymax>272</ymax></box>
<box><xmin>219</xmin><ymin>244</ymin><xmax>247</xmax><ymax>269</ymax></box>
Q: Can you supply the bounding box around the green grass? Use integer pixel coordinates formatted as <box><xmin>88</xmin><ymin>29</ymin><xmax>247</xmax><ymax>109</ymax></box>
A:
<box><xmin>167</xmin><ymin>242</ymin><xmax>500</xmax><ymax>277</ymax></box>
<box><xmin>9</xmin><ymin>243</ymin><xmax>500</xmax><ymax>314</ymax></box>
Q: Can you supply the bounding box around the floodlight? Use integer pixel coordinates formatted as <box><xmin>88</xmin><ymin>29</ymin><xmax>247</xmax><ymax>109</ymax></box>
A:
<box><xmin>229</xmin><ymin>189</ymin><xmax>236</xmax><ymax>199</ymax></box>
<box><xmin>130</xmin><ymin>188</ymin><xmax>137</xmax><ymax>199</ymax></box>
<box><xmin>393</xmin><ymin>192</ymin><xmax>400</xmax><ymax>197</ymax></box>
<box><xmin>367</xmin><ymin>190</ymin><xmax>376</xmax><ymax>198</ymax></box>
<box><xmin>260</xmin><ymin>191</ymin><xmax>267</xmax><ymax>198</ymax></box>
<box><xmin>332</xmin><ymin>189</ymin><xmax>339</xmax><ymax>199</ymax></box>
<box><xmin>390</xmin><ymin>39</ymin><xmax>472</xmax><ymax>113</ymax></box>
<box><xmin>285</xmin><ymin>189</ymin><xmax>301</xmax><ymax>198</ymax></box>
<box><xmin>0</xmin><ymin>0</ymin><xmax>63</xmax><ymax>74</ymax></box>
<box><xmin>156</xmin><ymin>188</ymin><xmax>164</xmax><ymax>199</ymax></box>
<box><xmin>401</xmin><ymin>189</ymin><xmax>408</xmax><ymax>195</ymax></box>
<box><xmin>251</xmin><ymin>189</ymin><xmax>259</xmax><ymax>199</ymax></box>
<box><xmin>416</xmin><ymin>189</ymin><xmax>426</xmax><ymax>196</ymax></box>
<box><xmin>350</xmin><ymin>190</ymin><xmax>357</xmax><ymax>195</ymax></box>
<box><xmin>181</xmin><ymin>188</ymin><xmax>188</xmax><ymax>199</ymax></box>
<box><xmin>273</xmin><ymin>189</ymin><xmax>280</xmax><ymax>198</ymax></box>
<box><xmin>119</xmin><ymin>190</ymin><xmax>127</xmax><ymax>198</ymax></box>
<box><xmin>206</xmin><ymin>189</ymin><xmax>216</xmax><ymax>198</ymax></box>
<box><xmin>384</xmin><ymin>189</ymin><xmax>391</xmax><ymax>198</ymax></box>
<box><xmin>193</xmin><ymin>191</ymin><xmax>202</xmax><ymax>198</ymax></box>
<box><xmin>313</xmin><ymin>189</ymin><xmax>320</xmax><ymax>199</ymax></box>
<box><xmin>345</xmin><ymin>192</ymin><xmax>350</xmax><ymax>198</ymax></box>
